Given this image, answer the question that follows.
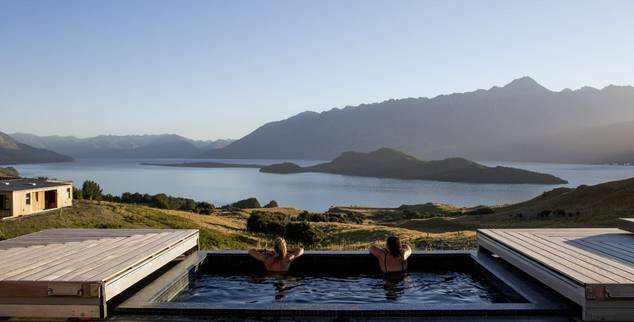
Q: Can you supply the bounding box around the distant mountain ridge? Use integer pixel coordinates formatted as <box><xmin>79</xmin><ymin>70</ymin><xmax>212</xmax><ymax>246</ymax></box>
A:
<box><xmin>202</xmin><ymin>77</ymin><xmax>634</xmax><ymax>162</ymax></box>
<box><xmin>10</xmin><ymin>133</ymin><xmax>234</xmax><ymax>159</ymax></box>
<box><xmin>0</xmin><ymin>132</ymin><xmax>73</xmax><ymax>165</ymax></box>
<box><xmin>260</xmin><ymin>148</ymin><xmax>567</xmax><ymax>184</ymax></box>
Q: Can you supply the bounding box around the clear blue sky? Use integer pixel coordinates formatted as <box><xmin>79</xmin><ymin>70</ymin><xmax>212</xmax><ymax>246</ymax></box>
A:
<box><xmin>1</xmin><ymin>0</ymin><xmax>633</xmax><ymax>140</ymax></box>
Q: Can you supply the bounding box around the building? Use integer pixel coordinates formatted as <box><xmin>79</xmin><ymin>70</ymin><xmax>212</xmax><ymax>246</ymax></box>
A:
<box><xmin>0</xmin><ymin>178</ymin><xmax>73</xmax><ymax>219</ymax></box>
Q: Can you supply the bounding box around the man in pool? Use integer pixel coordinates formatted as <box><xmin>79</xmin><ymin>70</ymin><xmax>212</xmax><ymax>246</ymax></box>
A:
<box><xmin>248</xmin><ymin>237</ymin><xmax>305</xmax><ymax>272</ymax></box>
<box><xmin>369</xmin><ymin>236</ymin><xmax>412</xmax><ymax>274</ymax></box>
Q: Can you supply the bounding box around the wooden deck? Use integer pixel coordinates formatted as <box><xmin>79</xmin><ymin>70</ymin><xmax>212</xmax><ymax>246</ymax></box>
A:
<box><xmin>478</xmin><ymin>228</ymin><xmax>634</xmax><ymax>321</ymax></box>
<box><xmin>0</xmin><ymin>228</ymin><xmax>199</xmax><ymax>319</ymax></box>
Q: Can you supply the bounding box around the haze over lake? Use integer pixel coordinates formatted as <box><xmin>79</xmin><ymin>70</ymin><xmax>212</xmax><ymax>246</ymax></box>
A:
<box><xmin>12</xmin><ymin>159</ymin><xmax>634</xmax><ymax>211</ymax></box>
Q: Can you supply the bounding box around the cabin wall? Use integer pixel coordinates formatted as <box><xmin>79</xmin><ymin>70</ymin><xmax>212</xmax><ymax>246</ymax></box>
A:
<box><xmin>8</xmin><ymin>185</ymin><xmax>73</xmax><ymax>218</ymax></box>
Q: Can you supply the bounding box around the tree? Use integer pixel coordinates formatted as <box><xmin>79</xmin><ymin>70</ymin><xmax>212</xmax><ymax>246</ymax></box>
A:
<box><xmin>82</xmin><ymin>180</ymin><xmax>102</xmax><ymax>200</ymax></box>
<box><xmin>264</xmin><ymin>200</ymin><xmax>278</xmax><ymax>208</ymax></box>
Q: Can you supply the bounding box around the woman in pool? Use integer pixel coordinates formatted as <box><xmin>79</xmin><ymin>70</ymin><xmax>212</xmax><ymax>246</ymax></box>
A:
<box><xmin>369</xmin><ymin>236</ymin><xmax>413</xmax><ymax>274</ymax></box>
<box><xmin>248</xmin><ymin>237</ymin><xmax>305</xmax><ymax>272</ymax></box>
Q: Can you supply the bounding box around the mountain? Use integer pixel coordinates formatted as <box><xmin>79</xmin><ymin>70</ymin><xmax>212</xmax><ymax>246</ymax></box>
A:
<box><xmin>202</xmin><ymin>77</ymin><xmax>634</xmax><ymax>162</ymax></box>
<box><xmin>9</xmin><ymin>134</ymin><xmax>234</xmax><ymax>159</ymax></box>
<box><xmin>0</xmin><ymin>132</ymin><xmax>73</xmax><ymax>165</ymax></box>
<box><xmin>260</xmin><ymin>148</ymin><xmax>567</xmax><ymax>184</ymax></box>
<box><xmin>472</xmin><ymin>120</ymin><xmax>634</xmax><ymax>164</ymax></box>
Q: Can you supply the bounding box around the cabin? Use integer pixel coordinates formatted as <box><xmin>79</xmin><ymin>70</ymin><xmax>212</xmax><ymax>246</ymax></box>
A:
<box><xmin>0</xmin><ymin>178</ymin><xmax>73</xmax><ymax>219</ymax></box>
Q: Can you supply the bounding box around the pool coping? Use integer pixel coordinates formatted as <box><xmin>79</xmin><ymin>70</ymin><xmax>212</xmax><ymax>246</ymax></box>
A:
<box><xmin>115</xmin><ymin>250</ymin><xmax>575</xmax><ymax>318</ymax></box>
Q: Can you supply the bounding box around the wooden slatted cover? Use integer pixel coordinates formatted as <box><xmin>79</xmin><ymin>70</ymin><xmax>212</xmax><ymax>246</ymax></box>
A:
<box><xmin>478</xmin><ymin>228</ymin><xmax>634</xmax><ymax>321</ymax></box>
<box><xmin>0</xmin><ymin>228</ymin><xmax>198</xmax><ymax>319</ymax></box>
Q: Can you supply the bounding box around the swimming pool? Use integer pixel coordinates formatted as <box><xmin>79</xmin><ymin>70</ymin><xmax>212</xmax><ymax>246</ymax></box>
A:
<box><xmin>174</xmin><ymin>271</ymin><xmax>516</xmax><ymax>304</ymax></box>
<box><xmin>116</xmin><ymin>251</ymin><xmax>574</xmax><ymax>320</ymax></box>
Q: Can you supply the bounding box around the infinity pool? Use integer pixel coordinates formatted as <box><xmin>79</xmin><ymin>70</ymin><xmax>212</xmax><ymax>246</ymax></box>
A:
<box><xmin>174</xmin><ymin>271</ymin><xmax>516</xmax><ymax>304</ymax></box>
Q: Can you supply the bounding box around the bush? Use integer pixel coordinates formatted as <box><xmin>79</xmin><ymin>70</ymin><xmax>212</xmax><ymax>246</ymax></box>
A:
<box><xmin>194</xmin><ymin>202</ymin><xmax>215</xmax><ymax>215</ymax></box>
<box><xmin>285</xmin><ymin>222</ymin><xmax>325</xmax><ymax>245</ymax></box>
<box><xmin>264</xmin><ymin>200</ymin><xmax>278</xmax><ymax>208</ymax></box>
<box><xmin>246</xmin><ymin>212</ymin><xmax>289</xmax><ymax>235</ymax></box>
<box><xmin>82</xmin><ymin>180</ymin><xmax>102</xmax><ymax>201</ymax></box>
<box><xmin>231</xmin><ymin>197</ymin><xmax>261</xmax><ymax>209</ymax></box>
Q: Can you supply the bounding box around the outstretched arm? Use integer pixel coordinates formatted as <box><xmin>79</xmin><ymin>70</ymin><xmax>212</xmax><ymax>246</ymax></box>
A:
<box><xmin>288</xmin><ymin>248</ymin><xmax>304</xmax><ymax>261</ymax></box>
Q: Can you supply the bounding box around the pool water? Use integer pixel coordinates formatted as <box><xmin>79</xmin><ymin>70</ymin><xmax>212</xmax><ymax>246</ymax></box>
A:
<box><xmin>174</xmin><ymin>271</ymin><xmax>514</xmax><ymax>304</ymax></box>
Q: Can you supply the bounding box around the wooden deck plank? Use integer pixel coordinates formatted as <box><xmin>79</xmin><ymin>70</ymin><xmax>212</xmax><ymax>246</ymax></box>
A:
<box><xmin>520</xmin><ymin>232</ymin><xmax>634</xmax><ymax>281</ymax></box>
<box><xmin>20</xmin><ymin>236</ymin><xmax>147</xmax><ymax>281</ymax></box>
<box><xmin>47</xmin><ymin>232</ymin><xmax>168</xmax><ymax>281</ymax></box>
<box><xmin>478</xmin><ymin>228</ymin><xmax>634</xmax><ymax>322</ymax></box>
<box><xmin>0</xmin><ymin>228</ymin><xmax>199</xmax><ymax>319</ymax></box>
<box><xmin>72</xmin><ymin>231</ymin><xmax>194</xmax><ymax>281</ymax></box>
<box><xmin>482</xmin><ymin>230</ymin><xmax>604</xmax><ymax>283</ymax></box>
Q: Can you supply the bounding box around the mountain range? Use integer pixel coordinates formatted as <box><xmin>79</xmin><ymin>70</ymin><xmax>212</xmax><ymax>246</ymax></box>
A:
<box><xmin>9</xmin><ymin>133</ymin><xmax>234</xmax><ymax>159</ymax></box>
<box><xmin>260</xmin><ymin>148</ymin><xmax>567</xmax><ymax>184</ymax></box>
<box><xmin>0</xmin><ymin>132</ymin><xmax>73</xmax><ymax>165</ymax></box>
<box><xmin>203</xmin><ymin>77</ymin><xmax>634</xmax><ymax>163</ymax></box>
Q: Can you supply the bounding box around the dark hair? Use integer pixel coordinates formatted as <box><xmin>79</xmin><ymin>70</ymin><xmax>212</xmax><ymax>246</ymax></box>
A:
<box><xmin>386</xmin><ymin>236</ymin><xmax>402</xmax><ymax>257</ymax></box>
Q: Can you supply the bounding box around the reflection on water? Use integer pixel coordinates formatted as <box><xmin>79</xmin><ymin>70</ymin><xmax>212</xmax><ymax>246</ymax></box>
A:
<box><xmin>174</xmin><ymin>272</ymin><xmax>513</xmax><ymax>304</ymax></box>
<box><xmin>12</xmin><ymin>158</ymin><xmax>634</xmax><ymax>211</ymax></box>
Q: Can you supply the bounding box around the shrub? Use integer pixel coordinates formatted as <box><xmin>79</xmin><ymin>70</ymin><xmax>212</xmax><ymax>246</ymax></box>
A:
<box><xmin>194</xmin><ymin>202</ymin><xmax>215</xmax><ymax>215</ymax></box>
<box><xmin>246</xmin><ymin>212</ymin><xmax>289</xmax><ymax>235</ymax></box>
<box><xmin>285</xmin><ymin>222</ymin><xmax>325</xmax><ymax>245</ymax></box>
<box><xmin>231</xmin><ymin>197</ymin><xmax>261</xmax><ymax>209</ymax></box>
<box><xmin>297</xmin><ymin>211</ymin><xmax>328</xmax><ymax>222</ymax></box>
<box><xmin>264</xmin><ymin>200</ymin><xmax>278</xmax><ymax>208</ymax></box>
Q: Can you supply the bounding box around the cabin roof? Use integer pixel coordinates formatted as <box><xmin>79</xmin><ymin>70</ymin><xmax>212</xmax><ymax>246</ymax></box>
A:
<box><xmin>0</xmin><ymin>178</ymin><xmax>72</xmax><ymax>192</ymax></box>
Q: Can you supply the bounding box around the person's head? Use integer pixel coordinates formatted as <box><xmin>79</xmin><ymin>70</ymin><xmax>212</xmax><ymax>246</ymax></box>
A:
<box><xmin>274</xmin><ymin>237</ymin><xmax>287</xmax><ymax>259</ymax></box>
<box><xmin>386</xmin><ymin>236</ymin><xmax>402</xmax><ymax>257</ymax></box>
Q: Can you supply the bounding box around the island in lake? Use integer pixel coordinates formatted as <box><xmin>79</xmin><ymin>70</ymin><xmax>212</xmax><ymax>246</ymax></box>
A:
<box><xmin>260</xmin><ymin>148</ymin><xmax>568</xmax><ymax>184</ymax></box>
<box><xmin>143</xmin><ymin>148</ymin><xmax>567</xmax><ymax>184</ymax></box>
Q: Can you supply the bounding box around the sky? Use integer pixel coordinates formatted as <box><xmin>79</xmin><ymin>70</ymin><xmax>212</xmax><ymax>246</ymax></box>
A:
<box><xmin>1</xmin><ymin>0</ymin><xmax>634</xmax><ymax>140</ymax></box>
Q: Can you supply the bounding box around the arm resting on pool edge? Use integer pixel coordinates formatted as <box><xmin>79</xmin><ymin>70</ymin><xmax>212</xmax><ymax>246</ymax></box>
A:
<box><xmin>248</xmin><ymin>248</ymin><xmax>270</xmax><ymax>262</ymax></box>
<box><xmin>288</xmin><ymin>248</ymin><xmax>304</xmax><ymax>261</ymax></box>
<box><xmin>402</xmin><ymin>244</ymin><xmax>412</xmax><ymax>259</ymax></box>
<box><xmin>368</xmin><ymin>245</ymin><xmax>385</xmax><ymax>258</ymax></box>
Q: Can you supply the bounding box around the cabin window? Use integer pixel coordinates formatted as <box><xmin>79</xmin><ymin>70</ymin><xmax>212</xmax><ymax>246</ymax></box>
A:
<box><xmin>35</xmin><ymin>192</ymin><xmax>39</xmax><ymax>202</ymax></box>
<box><xmin>67</xmin><ymin>188</ymin><xmax>71</xmax><ymax>198</ymax></box>
<box><xmin>25</xmin><ymin>193</ymin><xmax>31</xmax><ymax>205</ymax></box>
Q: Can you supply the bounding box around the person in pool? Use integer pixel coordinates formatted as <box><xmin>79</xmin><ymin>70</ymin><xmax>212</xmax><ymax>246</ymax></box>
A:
<box><xmin>248</xmin><ymin>237</ymin><xmax>305</xmax><ymax>272</ymax></box>
<box><xmin>369</xmin><ymin>236</ymin><xmax>413</xmax><ymax>274</ymax></box>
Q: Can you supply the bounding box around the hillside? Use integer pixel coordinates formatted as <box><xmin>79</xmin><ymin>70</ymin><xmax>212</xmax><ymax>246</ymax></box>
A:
<box><xmin>260</xmin><ymin>148</ymin><xmax>567</xmax><ymax>184</ymax></box>
<box><xmin>366</xmin><ymin>177</ymin><xmax>634</xmax><ymax>233</ymax></box>
<box><xmin>203</xmin><ymin>77</ymin><xmax>634</xmax><ymax>161</ymax></box>
<box><xmin>0</xmin><ymin>200</ymin><xmax>474</xmax><ymax>250</ymax></box>
<box><xmin>0</xmin><ymin>131</ymin><xmax>73</xmax><ymax>165</ymax></box>
<box><xmin>10</xmin><ymin>133</ymin><xmax>233</xmax><ymax>159</ymax></box>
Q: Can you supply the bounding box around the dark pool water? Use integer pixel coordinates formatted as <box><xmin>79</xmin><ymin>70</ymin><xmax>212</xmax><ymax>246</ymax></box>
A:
<box><xmin>174</xmin><ymin>272</ymin><xmax>513</xmax><ymax>304</ymax></box>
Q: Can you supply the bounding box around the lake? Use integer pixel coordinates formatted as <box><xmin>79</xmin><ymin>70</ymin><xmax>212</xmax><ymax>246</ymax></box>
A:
<box><xmin>11</xmin><ymin>159</ymin><xmax>634</xmax><ymax>211</ymax></box>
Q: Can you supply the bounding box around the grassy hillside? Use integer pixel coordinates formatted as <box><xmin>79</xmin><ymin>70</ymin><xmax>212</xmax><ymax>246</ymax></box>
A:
<box><xmin>0</xmin><ymin>200</ymin><xmax>475</xmax><ymax>250</ymax></box>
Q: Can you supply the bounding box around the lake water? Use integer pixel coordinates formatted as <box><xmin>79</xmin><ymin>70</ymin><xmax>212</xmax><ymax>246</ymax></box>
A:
<box><xmin>11</xmin><ymin>159</ymin><xmax>634</xmax><ymax>211</ymax></box>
